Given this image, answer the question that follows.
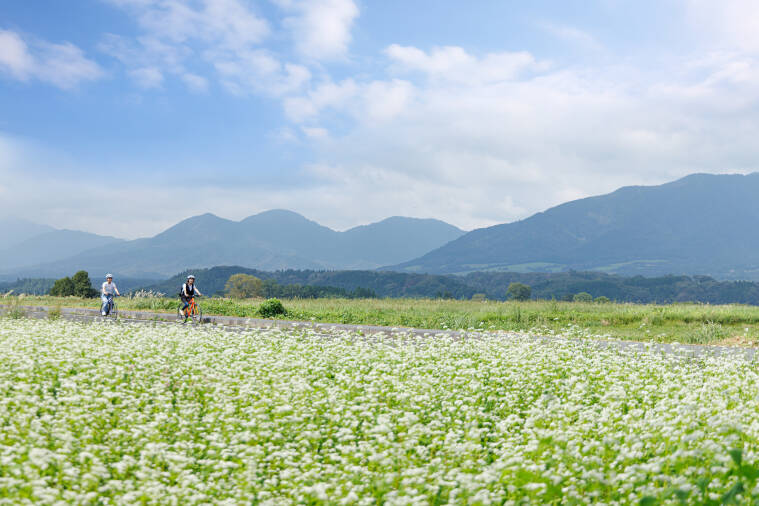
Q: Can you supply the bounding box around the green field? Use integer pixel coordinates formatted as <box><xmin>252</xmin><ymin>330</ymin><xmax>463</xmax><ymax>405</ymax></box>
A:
<box><xmin>2</xmin><ymin>318</ymin><xmax>759</xmax><ymax>503</ymax></box>
<box><xmin>5</xmin><ymin>295</ymin><xmax>759</xmax><ymax>345</ymax></box>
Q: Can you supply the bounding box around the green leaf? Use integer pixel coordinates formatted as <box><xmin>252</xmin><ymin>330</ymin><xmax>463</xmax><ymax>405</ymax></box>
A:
<box><xmin>740</xmin><ymin>465</ymin><xmax>759</xmax><ymax>481</ymax></box>
<box><xmin>721</xmin><ymin>482</ymin><xmax>744</xmax><ymax>504</ymax></box>
<box><xmin>674</xmin><ymin>488</ymin><xmax>690</xmax><ymax>503</ymax></box>
<box><xmin>729</xmin><ymin>448</ymin><xmax>743</xmax><ymax>467</ymax></box>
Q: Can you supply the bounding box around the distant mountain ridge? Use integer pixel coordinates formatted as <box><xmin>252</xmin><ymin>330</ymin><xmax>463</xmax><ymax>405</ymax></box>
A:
<box><xmin>0</xmin><ymin>217</ymin><xmax>55</xmax><ymax>249</ymax></box>
<box><xmin>0</xmin><ymin>230</ymin><xmax>124</xmax><ymax>271</ymax></box>
<box><xmin>390</xmin><ymin>173</ymin><xmax>759</xmax><ymax>280</ymax></box>
<box><xmin>2</xmin><ymin>210</ymin><xmax>465</xmax><ymax>279</ymax></box>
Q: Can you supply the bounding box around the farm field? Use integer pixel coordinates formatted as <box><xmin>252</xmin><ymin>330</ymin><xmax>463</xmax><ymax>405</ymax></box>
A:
<box><xmin>2</xmin><ymin>318</ymin><xmax>759</xmax><ymax>503</ymax></box>
<box><xmin>7</xmin><ymin>295</ymin><xmax>759</xmax><ymax>345</ymax></box>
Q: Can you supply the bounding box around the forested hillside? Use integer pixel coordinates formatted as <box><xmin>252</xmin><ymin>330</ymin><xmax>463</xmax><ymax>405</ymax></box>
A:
<box><xmin>141</xmin><ymin>267</ymin><xmax>759</xmax><ymax>304</ymax></box>
<box><xmin>392</xmin><ymin>173</ymin><xmax>759</xmax><ymax>280</ymax></box>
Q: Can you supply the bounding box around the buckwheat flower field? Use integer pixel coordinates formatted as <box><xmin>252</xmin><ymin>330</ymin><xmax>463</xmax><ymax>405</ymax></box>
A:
<box><xmin>3</xmin><ymin>319</ymin><xmax>759</xmax><ymax>504</ymax></box>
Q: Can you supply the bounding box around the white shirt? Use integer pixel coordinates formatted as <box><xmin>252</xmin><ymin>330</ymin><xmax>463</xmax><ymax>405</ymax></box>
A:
<box><xmin>102</xmin><ymin>281</ymin><xmax>118</xmax><ymax>295</ymax></box>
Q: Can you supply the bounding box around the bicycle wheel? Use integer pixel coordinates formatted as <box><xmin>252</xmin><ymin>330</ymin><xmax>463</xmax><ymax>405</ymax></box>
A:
<box><xmin>110</xmin><ymin>302</ymin><xmax>118</xmax><ymax>319</ymax></box>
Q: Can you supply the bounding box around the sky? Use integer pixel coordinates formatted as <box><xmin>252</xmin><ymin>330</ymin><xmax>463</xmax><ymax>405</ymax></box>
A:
<box><xmin>1</xmin><ymin>0</ymin><xmax>759</xmax><ymax>239</ymax></box>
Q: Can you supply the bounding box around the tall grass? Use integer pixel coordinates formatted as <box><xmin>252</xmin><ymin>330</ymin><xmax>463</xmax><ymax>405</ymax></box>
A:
<box><xmin>2</xmin><ymin>295</ymin><xmax>757</xmax><ymax>344</ymax></box>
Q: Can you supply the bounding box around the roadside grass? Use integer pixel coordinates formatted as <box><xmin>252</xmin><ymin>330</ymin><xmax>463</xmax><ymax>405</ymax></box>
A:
<box><xmin>5</xmin><ymin>295</ymin><xmax>759</xmax><ymax>345</ymax></box>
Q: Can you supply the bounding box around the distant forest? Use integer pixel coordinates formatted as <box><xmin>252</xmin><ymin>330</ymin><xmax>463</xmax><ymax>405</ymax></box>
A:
<box><xmin>144</xmin><ymin>267</ymin><xmax>759</xmax><ymax>305</ymax></box>
<box><xmin>7</xmin><ymin>267</ymin><xmax>759</xmax><ymax>305</ymax></box>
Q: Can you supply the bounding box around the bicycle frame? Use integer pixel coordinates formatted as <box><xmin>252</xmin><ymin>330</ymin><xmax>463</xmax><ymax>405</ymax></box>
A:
<box><xmin>184</xmin><ymin>297</ymin><xmax>198</xmax><ymax>317</ymax></box>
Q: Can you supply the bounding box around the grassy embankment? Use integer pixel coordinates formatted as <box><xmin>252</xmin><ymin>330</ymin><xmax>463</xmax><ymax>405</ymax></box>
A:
<box><xmin>4</xmin><ymin>295</ymin><xmax>759</xmax><ymax>345</ymax></box>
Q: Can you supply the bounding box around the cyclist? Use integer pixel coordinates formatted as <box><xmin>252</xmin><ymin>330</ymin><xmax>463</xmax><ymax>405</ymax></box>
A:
<box><xmin>180</xmin><ymin>275</ymin><xmax>202</xmax><ymax>315</ymax></box>
<box><xmin>101</xmin><ymin>273</ymin><xmax>120</xmax><ymax>316</ymax></box>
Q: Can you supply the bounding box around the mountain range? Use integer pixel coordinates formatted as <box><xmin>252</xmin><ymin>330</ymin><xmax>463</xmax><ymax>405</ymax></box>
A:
<box><xmin>5</xmin><ymin>173</ymin><xmax>759</xmax><ymax>282</ymax></box>
<box><xmin>0</xmin><ymin>210</ymin><xmax>465</xmax><ymax>279</ymax></box>
<box><xmin>390</xmin><ymin>173</ymin><xmax>759</xmax><ymax>280</ymax></box>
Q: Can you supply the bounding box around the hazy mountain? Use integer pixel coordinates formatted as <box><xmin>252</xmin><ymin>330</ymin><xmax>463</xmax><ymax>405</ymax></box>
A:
<box><xmin>0</xmin><ymin>230</ymin><xmax>123</xmax><ymax>270</ymax></box>
<box><xmin>342</xmin><ymin>216</ymin><xmax>467</xmax><ymax>266</ymax></box>
<box><xmin>5</xmin><ymin>210</ymin><xmax>465</xmax><ymax>278</ymax></box>
<box><xmin>0</xmin><ymin>217</ymin><xmax>54</xmax><ymax>249</ymax></box>
<box><xmin>390</xmin><ymin>173</ymin><xmax>759</xmax><ymax>280</ymax></box>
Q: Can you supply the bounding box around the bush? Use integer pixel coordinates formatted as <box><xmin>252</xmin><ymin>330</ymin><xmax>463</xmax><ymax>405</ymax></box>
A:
<box><xmin>471</xmin><ymin>293</ymin><xmax>487</xmax><ymax>302</ymax></box>
<box><xmin>507</xmin><ymin>283</ymin><xmax>531</xmax><ymax>301</ymax></box>
<box><xmin>595</xmin><ymin>296</ymin><xmax>611</xmax><ymax>304</ymax></box>
<box><xmin>226</xmin><ymin>274</ymin><xmax>264</xmax><ymax>299</ymax></box>
<box><xmin>48</xmin><ymin>306</ymin><xmax>62</xmax><ymax>320</ymax></box>
<box><xmin>685</xmin><ymin>321</ymin><xmax>728</xmax><ymax>344</ymax></box>
<box><xmin>259</xmin><ymin>298</ymin><xmax>286</xmax><ymax>318</ymax></box>
<box><xmin>573</xmin><ymin>292</ymin><xmax>593</xmax><ymax>303</ymax></box>
<box><xmin>3</xmin><ymin>298</ymin><xmax>26</xmax><ymax>319</ymax></box>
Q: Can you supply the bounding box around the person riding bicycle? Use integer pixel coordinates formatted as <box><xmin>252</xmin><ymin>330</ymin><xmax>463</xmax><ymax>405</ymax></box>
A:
<box><xmin>101</xmin><ymin>273</ymin><xmax>120</xmax><ymax>316</ymax></box>
<box><xmin>180</xmin><ymin>275</ymin><xmax>202</xmax><ymax>315</ymax></box>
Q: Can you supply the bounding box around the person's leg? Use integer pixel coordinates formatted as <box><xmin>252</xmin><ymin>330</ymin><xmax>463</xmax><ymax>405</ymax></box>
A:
<box><xmin>101</xmin><ymin>294</ymin><xmax>109</xmax><ymax>315</ymax></box>
<box><xmin>180</xmin><ymin>296</ymin><xmax>189</xmax><ymax>313</ymax></box>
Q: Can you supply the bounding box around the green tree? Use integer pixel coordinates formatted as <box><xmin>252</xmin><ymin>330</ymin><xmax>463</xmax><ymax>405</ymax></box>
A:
<box><xmin>49</xmin><ymin>277</ymin><xmax>75</xmax><ymax>297</ymax></box>
<box><xmin>507</xmin><ymin>282</ymin><xmax>531</xmax><ymax>301</ymax></box>
<box><xmin>225</xmin><ymin>274</ymin><xmax>264</xmax><ymax>299</ymax></box>
<box><xmin>573</xmin><ymin>292</ymin><xmax>593</xmax><ymax>303</ymax></box>
<box><xmin>72</xmin><ymin>271</ymin><xmax>98</xmax><ymax>298</ymax></box>
<box><xmin>352</xmin><ymin>287</ymin><xmax>378</xmax><ymax>299</ymax></box>
<box><xmin>595</xmin><ymin>296</ymin><xmax>611</xmax><ymax>304</ymax></box>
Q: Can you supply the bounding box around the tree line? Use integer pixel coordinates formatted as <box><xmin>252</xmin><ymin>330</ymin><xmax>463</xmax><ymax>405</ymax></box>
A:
<box><xmin>9</xmin><ymin>266</ymin><xmax>759</xmax><ymax>305</ymax></box>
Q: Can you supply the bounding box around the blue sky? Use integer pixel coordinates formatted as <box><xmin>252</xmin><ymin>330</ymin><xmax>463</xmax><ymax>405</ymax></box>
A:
<box><xmin>1</xmin><ymin>0</ymin><xmax>759</xmax><ymax>238</ymax></box>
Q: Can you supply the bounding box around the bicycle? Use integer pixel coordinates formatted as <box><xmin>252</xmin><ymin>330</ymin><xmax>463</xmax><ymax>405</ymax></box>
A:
<box><xmin>178</xmin><ymin>295</ymin><xmax>202</xmax><ymax>324</ymax></box>
<box><xmin>102</xmin><ymin>294</ymin><xmax>118</xmax><ymax>318</ymax></box>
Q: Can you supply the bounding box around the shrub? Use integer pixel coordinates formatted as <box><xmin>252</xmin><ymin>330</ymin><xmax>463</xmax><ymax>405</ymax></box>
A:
<box><xmin>48</xmin><ymin>306</ymin><xmax>62</xmax><ymax>320</ymax></box>
<box><xmin>686</xmin><ymin>321</ymin><xmax>728</xmax><ymax>344</ymax></box>
<box><xmin>471</xmin><ymin>293</ymin><xmax>487</xmax><ymax>302</ymax></box>
<box><xmin>595</xmin><ymin>296</ymin><xmax>611</xmax><ymax>304</ymax></box>
<box><xmin>507</xmin><ymin>283</ymin><xmax>531</xmax><ymax>301</ymax></box>
<box><xmin>3</xmin><ymin>298</ymin><xmax>25</xmax><ymax>319</ymax></box>
<box><xmin>259</xmin><ymin>298</ymin><xmax>286</xmax><ymax>318</ymax></box>
<box><xmin>573</xmin><ymin>292</ymin><xmax>593</xmax><ymax>303</ymax></box>
<box><xmin>226</xmin><ymin>274</ymin><xmax>265</xmax><ymax>299</ymax></box>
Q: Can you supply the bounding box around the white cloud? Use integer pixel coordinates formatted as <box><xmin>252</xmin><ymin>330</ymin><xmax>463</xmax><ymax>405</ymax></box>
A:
<box><xmin>0</xmin><ymin>29</ymin><xmax>103</xmax><ymax>89</ymax></box>
<box><xmin>182</xmin><ymin>72</ymin><xmax>209</xmax><ymax>92</ymax></box>
<box><xmin>104</xmin><ymin>0</ymin><xmax>269</xmax><ymax>49</ymax></box>
<box><xmin>685</xmin><ymin>0</ymin><xmax>759</xmax><ymax>53</ymax></box>
<box><xmin>539</xmin><ymin>22</ymin><xmax>604</xmax><ymax>52</ymax></box>
<box><xmin>0</xmin><ymin>30</ymin><xmax>35</xmax><ymax>79</ymax></box>
<box><xmin>275</xmin><ymin>44</ymin><xmax>759</xmax><ymax>229</ymax></box>
<box><xmin>102</xmin><ymin>0</ymin><xmax>313</xmax><ymax>96</ymax></box>
<box><xmin>283</xmin><ymin>78</ymin><xmax>359</xmax><ymax>121</ymax></box>
<box><xmin>276</xmin><ymin>0</ymin><xmax>359</xmax><ymax>60</ymax></box>
<box><xmin>385</xmin><ymin>44</ymin><xmax>544</xmax><ymax>85</ymax></box>
<box><xmin>129</xmin><ymin>66</ymin><xmax>164</xmax><ymax>88</ymax></box>
<box><xmin>302</xmin><ymin>126</ymin><xmax>328</xmax><ymax>139</ymax></box>
<box><xmin>210</xmin><ymin>49</ymin><xmax>311</xmax><ymax>96</ymax></box>
<box><xmin>283</xmin><ymin>77</ymin><xmax>412</xmax><ymax>125</ymax></box>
